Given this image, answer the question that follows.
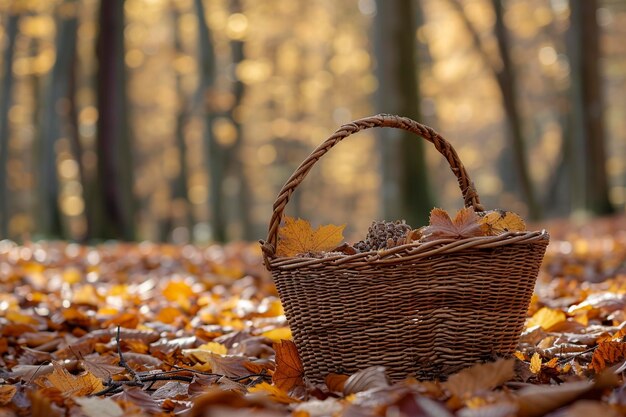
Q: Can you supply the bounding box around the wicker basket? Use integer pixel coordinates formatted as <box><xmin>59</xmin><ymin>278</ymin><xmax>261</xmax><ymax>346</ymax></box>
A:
<box><xmin>260</xmin><ymin>114</ymin><xmax>549</xmax><ymax>382</ymax></box>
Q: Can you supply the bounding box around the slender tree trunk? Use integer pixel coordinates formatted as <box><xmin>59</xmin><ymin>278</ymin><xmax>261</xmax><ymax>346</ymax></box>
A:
<box><xmin>568</xmin><ymin>0</ymin><xmax>613</xmax><ymax>215</ymax></box>
<box><xmin>0</xmin><ymin>12</ymin><xmax>19</xmax><ymax>238</ymax></box>
<box><xmin>94</xmin><ymin>0</ymin><xmax>136</xmax><ymax>240</ymax></box>
<box><xmin>492</xmin><ymin>0</ymin><xmax>540</xmax><ymax>219</ymax></box>
<box><xmin>374</xmin><ymin>0</ymin><xmax>433</xmax><ymax>226</ymax></box>
<box><xmin>195</xmin><ymin>0</ymin><xmax>226</xmax><ymax>241</ymax></box>
<box><xmin>67</xmin><ymin>27</ymin><xmax>89</xmax><ymax>240</ymax></box>
<box><xmin>447</xmin><ymin>0</ymin><xmax>539</xmax><ymax>218</ymax></box>
<box><xmin>168</xmin><ymin>4</ymin><xmax>193</xmax><ymax>241</ymax></box>
<box><xmin>37</xmin><ymin>1</ymin><xmax>80</xmax><ymax>238</ymax></box>
<box><xmin>228</xmin><ymin>0</ymin><xmax>253</xmax><ymax>240</ymax></box>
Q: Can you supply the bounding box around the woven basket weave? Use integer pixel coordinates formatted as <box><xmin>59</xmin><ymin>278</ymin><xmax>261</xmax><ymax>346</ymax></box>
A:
<box><xmin>261</xmin><ymin>114</ymin><xmax>549</xmax><ymax>383</ymax></box>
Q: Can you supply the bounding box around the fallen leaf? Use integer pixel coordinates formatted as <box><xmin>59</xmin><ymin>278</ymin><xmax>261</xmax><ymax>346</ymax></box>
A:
<box><xmin>559</xmin><ymin>400</ymin><xmax>622</xmax><ymax>417</ymax></box>
<box><xmin>444</xmin><ymin>359</ymin><xmax>514</xmax><ymax>400</ymax></box>
<box><xmin>197</xmin><ymin>342</ymin><xmax>228</xmax><ymax>355</ymax></box>
<box><xmin>74</xmin><ymin>397</ymin><xmax>124</xmax><ymax>417</ymax></box>
<box><xmin>325</xmin><ymin>373</ymin><xmax>349</xmax><ymax>393</ymax></box>
<box><xmin>272</xmin><ymin>340</ymin><xmax>304</xmax><ymax>392</ymax></box>
<box><xmin>46</xmin><ymin>361</ymin><xmax>104</xmax><ymax>396</ymax></box>
<box><xmin>276</xmin><ymin>216</ymin><xmax>345</xmax><ymax>257</ymax></box>
<box><xmin>0</xmin><ymin>385</ymin><xmax>17</xmax><ymax>406</ymax></box>
<box><xmin>530</xmin><ymin>352</ymin><xmax>542</xmax><ymax>374</ymax></box>
<box><xmin>248</xmin><ymin>381</ymin><xmax>300</xmax><ymax>404</ymax></box>
<box><xmin>422</xmin><ymin>207</ymin><xmax>483</xmax><ymax>242</ymax></box>
<box><xmin>480</xmin><ymin>210</ymin><xmax>526</xmax><ymax>235</ymax></box>
<box><xmin>151</xmin><ymin>381</ymin><xmax>189</xmax><ymax>400</ymax></box>
<box><xmin>343</xmin><ymin>366</ymin><xmax>390</xmax><ymax>395</ymax></box>
<box><xmin>527</xmin><ymin>307</ymin><xmax>566</xmax><ymax>330</ymax></box>
<box><xmin>457</xmin><ymin>402</ymin><xmax>518</xmax><ymax>417</ymax></box>
<box><xmin>590</xmin><ymin>341</ymin><xmax>626</xmax><ymax>372</ymax></box>
<box><xmin>111</xmin><ymin>386</ymin><xmax>162</xmax><ymax>413</ymax></box>
<box><xmin>262</xmin><ymin>327</ymin><xmax>292</xmax><ymax>342</ymax></box>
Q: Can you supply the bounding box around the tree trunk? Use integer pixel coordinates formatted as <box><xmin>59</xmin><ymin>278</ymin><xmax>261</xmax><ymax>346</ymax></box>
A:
<box><xmin>195</xmin><ymin>0</ymin><xmax>226</xmax><ymax>242</ymax></box>
<box><xmin>0</xmin><ymin>12</ymin><xmax>19</xmax><ymax>238</ymax></box>
<box><xmin>228</xmin><ymin>0</ymin><xmax>253</xmax><ymax>240</ymax></box>
<box><xmin>374</xmin><ymin>0</ymin><xmax>433</xmax><ymax>226</ymax></box>
<box><xmin>169</xmin><ymin>4</ymin><xmax>193</xmax><ymax>242</ymax></box>
<box><xmin>448</xmin><ymin>0</ymin><xmax>539</xmax><ymax>219</ymax></box>
<box><xmin>37</xmin><ymin>1</ymin><xmax>80</xmax><ymax>239</ymax></box>
<box><xmin>492</xmin><ymin>0</ymin><xmax>540</xmax><ymax>219</ymax></box>
<box><xmin>94</xmin><ymin>0</ymin><xmax>136</xmax><ymax>240</ymax></box>
<box><xmin>568</xmin><ymin>0</ymin><xmax>613</xmax><ymax>215</ymax></box>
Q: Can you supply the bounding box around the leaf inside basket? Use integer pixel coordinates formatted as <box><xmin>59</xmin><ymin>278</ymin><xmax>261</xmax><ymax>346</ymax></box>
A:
<box><xmin>276</xmin><ymin>216</ymin><xmax>345</xmax><ymax>257</ymax></box>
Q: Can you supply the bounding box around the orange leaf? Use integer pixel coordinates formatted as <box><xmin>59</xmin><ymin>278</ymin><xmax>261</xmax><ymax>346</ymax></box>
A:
<box><xmin>0</xmin><ymin>385</ymin><xmax>16</xmax><ymax>406</ymax></box>
<box><xmin>530</xmin><ymin>352</ymin><xmax>542</xmax><ymax>374</ymax></box>
<box><xmin>272</xmin><ymin>340</ymin><xmax>304</xmax><ymax>392</ymax></box>
<box><xmin>480</xmin><ymin>210</ymin><xmax>526</xmax><ymax>236</ymax></box>
<box><xmin>422</xmin><ymin>207</ymin><xmax>483</xmax><ymax>241</ymax></box>
<box><xmin>276</xmin><ymin>217</ymin><xmax>345</xmax><ymax>257</ymax></box>
<box><xmin>46</xmin><ymin>361</ymin><xmax>104</xmax><ymax>396</ymax></box>
<box><xmin>444</xmin><ymin>359</ymin><xmax>514</xmax><ymax>399</ymax></box>
<box><xmin>527</xmin><ymin>307</ymin><xmax>566</xmax><ymax>330</ymax></box>
<box><xmin>247</xmin><ymin>382</ymin><xmax>300</xmax><ymax>404</ymax></box>
<box><xmin>325</xmin><ymin>373</ymin><xmax>349</xmax><ymax>393</ymax></box>
<box><xmin>590</xmin><ymin>341</ymin><xmax>626</xmax><ymax>372</ymax></box>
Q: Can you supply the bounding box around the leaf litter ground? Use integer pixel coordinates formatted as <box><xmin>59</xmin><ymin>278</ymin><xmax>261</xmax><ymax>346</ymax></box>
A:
<box><xmin>1</xmin><ymin>217</ymin><xmax>626</xmax><ymax>416</ymax></box>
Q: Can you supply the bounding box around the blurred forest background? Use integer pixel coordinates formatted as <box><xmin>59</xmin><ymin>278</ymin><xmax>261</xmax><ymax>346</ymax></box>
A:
<box><xmin>0</xmin><ymin>0</ymin><xmax>624</xmax><ymax>244</ymax></box>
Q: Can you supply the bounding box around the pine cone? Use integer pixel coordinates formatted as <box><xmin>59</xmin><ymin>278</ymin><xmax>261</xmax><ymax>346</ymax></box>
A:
<box><xmin>354</xmin><ymin>220</ymin><xmax>413</xmax><ymax>252</ymax></box>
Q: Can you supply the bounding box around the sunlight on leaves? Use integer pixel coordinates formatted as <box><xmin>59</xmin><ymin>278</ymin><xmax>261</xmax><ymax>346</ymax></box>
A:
<box><xmin>276</xmin><ymin>216</ymin><xmax>345</xmax><ymax>257</ymax></box>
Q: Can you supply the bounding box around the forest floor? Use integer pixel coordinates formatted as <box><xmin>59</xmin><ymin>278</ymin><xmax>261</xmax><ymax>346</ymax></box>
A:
<box><xmin>2</xmin><ymin>216</ymin><xmax>626</xmax><ymax>416</ymax></box>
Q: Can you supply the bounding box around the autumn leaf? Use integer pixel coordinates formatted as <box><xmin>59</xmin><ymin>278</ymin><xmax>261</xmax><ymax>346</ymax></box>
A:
<box><xmin>325</xmin><ymin>373</ymin><xmax>349</xmax><ymax>393</ymax></box>
<box><xmin>444</xmin><ymin>359</ymin><xmax>514</xmax><ymax>400</ymax></box>
<box><xmin>526</xmin><ymin>307</ymin><xmax>566</xmax><ymax>330</ymax></box>
<box><xmin>276</xmin><ymin>216</ymin><xmax>345</xmax><ymax>257</ymax></box>
<box><xmin>480</xmin><ymin>210</ymin><xmax>526</xmax><ymax>235</ymax></box>
<box><xmin>75</xmin><ymin>397</ymin><xmax>124</xmax><ymax>417</ymax></box>
<box><xmin>0</xmin><ymin>385</ymin><xmax>16</xmax><ymax>406</ymax></box>
<box><xmin>422</xmin><ymin>207</ymin><xmax>483</xmax><ymax>242</ymax></box>
<box><xmin>46</xmin><ymin>361</ymin><xmax>104</xmax><ymax>396</ymax></box>
<box><xmin>590</xmin><ymin>341</ymin><xmax>626</xmax><ymax>372</ymax></box>
<box><xmin>343</xmin><ymin>366</ymin><xmax>389</xmax><ymax>395</ymax></box>
<box><xmin>272</xmin><ymin>340</ymin><xmax>304</xmax><ymax>392</ymax></box>
<box><xmin>262</xmin><ymin>327</ymin><xmax>292</xmax><ymax>342</ymax></box>
<box><xmin>248</xmin><ymin>382</ymin><xmax>300</xmax><ymax>404</ymax></box>
<box><xmin>530</xmin><ymin>352</ymin><xmax>542</xmax><ymax>374</ymax></box>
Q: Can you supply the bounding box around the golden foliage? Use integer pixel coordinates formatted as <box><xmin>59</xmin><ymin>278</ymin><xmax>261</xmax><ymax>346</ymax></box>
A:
<box><xmin>272</xmin><ymin>340</ymin><xmax>304</xmax><ymax>392</ymax></box>
<box><xmin>530</xmin><ymin>352</ymin><xmax>542</xmax><ymax>374</ymax></box>
<box><xmin>276</xmin><ymin>216</ymin><xmax>345</xmax><ymax>257</ymax></box>
<box><xmin>527</xmin><ymin>307</ymin><xmax>566</xmax><ymax>330</ymax></box>
<box><xmin>590</xmin><ymin>341</ymin><xmax>626</xmax><ymax>372</ymax></box>
<box><xmin>480</xmin><ymin>210</ymin><xmax>527</xmax><ymax>235</ymax></box>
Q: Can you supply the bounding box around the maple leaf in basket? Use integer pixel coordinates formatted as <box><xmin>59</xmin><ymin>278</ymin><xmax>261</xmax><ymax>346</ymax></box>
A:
<box><xmin>421</xmin><ymin>207</ymin><xmax>483</xmax><ymax>242</ymax></box>
<box><xmin>276</xmin><ymin>216</ymin><xmax>345</xmax><ymax>257</ymax></box>
<box><xmin>480</xmin><ymin>209</ymin><xmax>526</xmax><ymax>235</ymax></box>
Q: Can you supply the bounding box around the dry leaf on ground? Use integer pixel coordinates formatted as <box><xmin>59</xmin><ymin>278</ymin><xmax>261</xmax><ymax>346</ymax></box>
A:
<box><xmin>444</xmin><ymin>359</ymin><xmax>514</xmax><ymax>400</ymax></box>
<box><xmin>276</xmin><ymin>216</ymin><xmax>345</xmax><ymax>257</ymax></box>
<box><xmin>46</xmin><ymin>361</ymin><xmax>104</xmax><ymax>396</ymax></box>
<box><xmin>272</xmin><ymin>340</ymin><xmax>304</xmax><ymax>392</ymax></box>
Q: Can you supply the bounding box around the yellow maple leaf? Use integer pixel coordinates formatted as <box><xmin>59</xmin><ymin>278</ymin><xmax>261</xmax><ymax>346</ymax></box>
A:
<box><xmin>276</xmin><ymin>216</ymin><xmax>345</xmax><ymax>257</ymax></box>
<box><xmin>526</xmin><ymin>307</ymin><xmax>566</xmax><ymax>330</ymax></box>
<box><xmin>47</xmin><ymin>361</ymin><xmax>104</xmax><ymax>396</ymax></box>
<box><xmin>262</xmin><ymin>327</ymin><xmax>292</xmax><ymax>342</ymax></box>
<box><xmin>480</xmin><ymin>210</ymin><xmax>526</xmax><ymax>235</ymax></box>
<box><xmin>530</xmin><ymin>352</ymin><xmax>542</xmax><ymax>374</ymax></box>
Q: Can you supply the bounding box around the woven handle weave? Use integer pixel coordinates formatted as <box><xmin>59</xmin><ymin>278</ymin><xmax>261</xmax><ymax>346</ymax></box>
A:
<box><xmin>262</xmin><ymin>114</ymin><xmax>485</xmax><ymax>259</ymax></box>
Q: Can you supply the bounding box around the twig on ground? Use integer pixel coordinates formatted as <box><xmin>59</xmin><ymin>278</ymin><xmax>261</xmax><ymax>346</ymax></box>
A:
<box><xmin>116</xmin><ymin>326</ymin><xmax>142</xmax><ymax>384</ymax></box>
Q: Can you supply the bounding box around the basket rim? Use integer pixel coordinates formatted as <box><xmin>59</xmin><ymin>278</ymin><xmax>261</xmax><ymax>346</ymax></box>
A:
<box><xmin>267</xmin><ymin>229</ymin><xmax>549</xmax><ymax>271</ymax></box>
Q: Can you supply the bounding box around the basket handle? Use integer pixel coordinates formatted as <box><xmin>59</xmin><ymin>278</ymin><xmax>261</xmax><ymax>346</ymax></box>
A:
<box><xmin>262</xmin><ymin>114</ymin><xmax>484</xmax><ymax>260</ymax></box>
